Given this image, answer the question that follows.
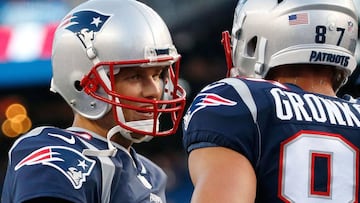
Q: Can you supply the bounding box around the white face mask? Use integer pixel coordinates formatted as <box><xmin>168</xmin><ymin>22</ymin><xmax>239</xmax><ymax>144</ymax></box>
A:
<box><xmin>114</xmin><ymin>97</ymin><xmax>156</xmax><ymax>143</ymax></box>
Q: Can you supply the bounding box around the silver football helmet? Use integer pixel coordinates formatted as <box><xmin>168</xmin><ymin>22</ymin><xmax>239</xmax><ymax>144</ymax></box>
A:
<box><xmin>355</xmin><ymin>0</ymin><xmax>360</xmax><ymax>63</ymax></box>
<box><xmin>50</xmin><ymin>0</ymin><xmax>186</xmax><ymax>142</ymax></box>
<box><xmin>222</xmin><ymin>0</ymin><xmax>358</xmax><ymax>90</ymax></box>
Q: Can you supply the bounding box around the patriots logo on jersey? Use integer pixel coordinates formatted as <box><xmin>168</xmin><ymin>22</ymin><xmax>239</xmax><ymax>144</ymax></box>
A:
<box><xmin>59</xmin><ymin>10</ymin><xmax>111</xmax><ymax>49</ymax></box>
<box><xmin>15</xmin><ymin>146</ymin><xmax>96</xmax><ymax>189</ymax></box>
<box><xmin>183</xmin><ymin>92</ymin><xmax>237</xmax><ymax>130</ymax></box>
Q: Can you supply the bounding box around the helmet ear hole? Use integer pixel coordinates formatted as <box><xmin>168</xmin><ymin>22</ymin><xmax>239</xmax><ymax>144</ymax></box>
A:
<box><xmin>74</xmin><ymin>80</ymin><xmax>83</xmax><ymax>92</ymax></box>
<box><xmin>246</xmin><ymin>36</ymin><xmax>258</xmax><ymax>57</ymax></box>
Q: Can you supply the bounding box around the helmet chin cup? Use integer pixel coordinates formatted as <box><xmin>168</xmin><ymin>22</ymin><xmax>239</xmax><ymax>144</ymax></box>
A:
<box><xmin>119</xmin><ymin>120</ymin><xmax>156</xmax><ymax>143</ymax></box>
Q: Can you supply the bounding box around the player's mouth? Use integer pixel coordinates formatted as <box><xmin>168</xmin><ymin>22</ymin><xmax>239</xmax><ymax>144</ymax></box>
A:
<box><xmin>135</xmin><ymin>107</ymin><xmax>155</xmax><ymax>119</ymax></box>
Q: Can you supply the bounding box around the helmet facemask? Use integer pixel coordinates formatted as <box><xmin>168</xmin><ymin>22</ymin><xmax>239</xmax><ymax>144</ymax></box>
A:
<box><xmin>80</xmin><ymin>56</ymin><xmax>186</xmax><ymax>142</ymax></box>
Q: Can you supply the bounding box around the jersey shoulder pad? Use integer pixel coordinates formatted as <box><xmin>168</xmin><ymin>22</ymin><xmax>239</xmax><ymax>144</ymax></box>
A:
<box><xmin>14</xmin><ymin>126</ymin><xmax>77</xmax><ymax>146</ymax></box>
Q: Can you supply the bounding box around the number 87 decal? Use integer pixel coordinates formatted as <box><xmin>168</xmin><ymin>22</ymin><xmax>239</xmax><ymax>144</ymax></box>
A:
<box><xmin>278</xmin><ymin>130</ymin><xmax>359</xmax><ymax>203</ymax></box>
<box><xmin>315</xmin><ymin>25</ymin><xmax>346</xmax><ymax>46</ymax></box>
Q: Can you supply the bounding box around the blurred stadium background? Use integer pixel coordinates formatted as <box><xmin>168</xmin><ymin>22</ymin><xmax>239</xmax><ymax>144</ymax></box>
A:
<box><xmin>0</xmin><ymin>0</ymin><xmax>359</xmax><ymax>202</ymax></box>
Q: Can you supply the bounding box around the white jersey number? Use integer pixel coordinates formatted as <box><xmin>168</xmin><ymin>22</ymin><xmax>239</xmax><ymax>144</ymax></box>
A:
<box><xmin>279</xmin><ymin>130</ymin><xmax>359</xmax><ymax>203</ymax></box>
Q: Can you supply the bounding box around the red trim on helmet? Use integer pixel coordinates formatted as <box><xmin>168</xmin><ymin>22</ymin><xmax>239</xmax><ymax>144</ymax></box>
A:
<box><xmin>221</xmin><ymin>31</ymin><xmax>233</xmax><ymax>77</ymax></box>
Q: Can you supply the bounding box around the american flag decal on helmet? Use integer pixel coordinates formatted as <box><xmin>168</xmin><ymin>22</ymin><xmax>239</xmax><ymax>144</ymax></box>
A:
<box><xmin>288</xmin><ymin>13</ymin><xmax>309</xmax><ymax>26</ymax></box>
<box><xmin>15</xmin><ymin>146</ymin><xmax>96</xmax><ymax>189</ymax></box>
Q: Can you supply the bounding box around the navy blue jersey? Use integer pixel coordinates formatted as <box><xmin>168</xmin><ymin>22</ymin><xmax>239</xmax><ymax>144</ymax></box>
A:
<box><xmin>2</xmin><ymin>126</ymin><xmax>167</xmax><ymax>203</ymax></box>
<box><xmin>183</xmin><ymin>77</ymin><xmax>360</xmax><ymax>202</ymax></box>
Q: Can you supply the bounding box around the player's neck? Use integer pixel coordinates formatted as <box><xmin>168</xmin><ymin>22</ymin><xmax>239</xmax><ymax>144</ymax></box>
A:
<box><xmin>267</xmin><ymin>66</ymin><xmax>337</xmax><ymax>97</ymax></box>
<box><xmin>278</xmin><ymin>76</ymin><xmax>336</xmax><ymax>97</ymax></box>
<box><xmin>72</xmin><ymin>113</ymin><xmax>133</xmax><ymax>151</ymax></box>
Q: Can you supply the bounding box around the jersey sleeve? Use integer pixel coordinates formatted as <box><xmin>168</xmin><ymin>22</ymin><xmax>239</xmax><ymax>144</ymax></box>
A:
<box><xmin>182</xmin><ymin>78</ymin><xmax>261</xmax><ymax>165</ymax></box>
<box><xmin>1</xmin><ymin>127</ymin><xmax>97</xmax><ymax>203</ymax></box>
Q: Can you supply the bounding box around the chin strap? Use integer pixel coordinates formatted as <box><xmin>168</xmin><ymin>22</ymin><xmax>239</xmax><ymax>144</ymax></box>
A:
<box><xmin>82</xmin><ymin>120</ymin><xmax>156</xmax><ymax>157</ymax></box>
<box><xmin>82</xmin><ymin>126</ymin><xmax>119</xmax><ymax>157</ymax></box>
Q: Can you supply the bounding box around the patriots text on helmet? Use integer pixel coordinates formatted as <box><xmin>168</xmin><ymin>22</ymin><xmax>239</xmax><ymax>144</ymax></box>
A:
<box><xmin>309</xmin><ymin>51</ymin><xmax>350</xmax><ymax>67</ymax></box>
<box><xmin>270</xmin><ymin>88</ymin><xmax>360</xmax><ymax>127</ymax></box>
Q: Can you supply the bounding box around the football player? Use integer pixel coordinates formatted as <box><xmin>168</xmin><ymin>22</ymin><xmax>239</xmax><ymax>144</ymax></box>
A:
<box><xmin>183</xmin><ymin>0</ymin><xmax>359</xmax><ymax>202</ymax></box>
<box><xmin>2</xmin><ymin>0</ymin><xmax>186</xmax><ymax>202</ymax></box>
